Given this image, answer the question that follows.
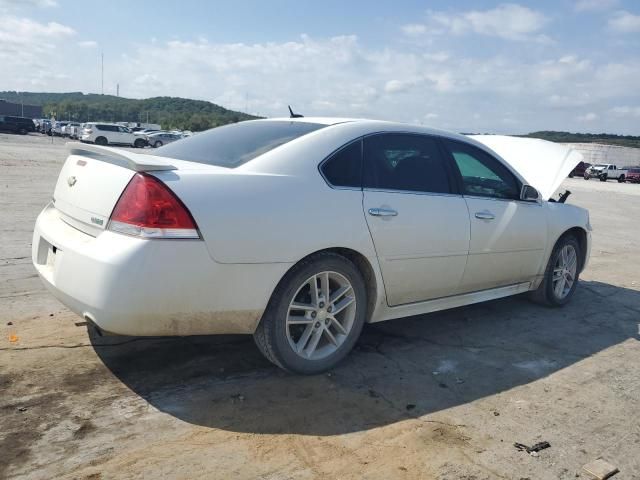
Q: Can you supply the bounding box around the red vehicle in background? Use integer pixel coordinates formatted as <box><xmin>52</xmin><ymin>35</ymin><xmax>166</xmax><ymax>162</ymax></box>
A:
<box><xmin>569</xmin><ymin>161</ymin><xmax>590</xmax><ymax>178</ymax></box>
<box><xmin>625</xmin><ymin>167</ymin><xmax>640</xmax><ymax>183</ymax></box>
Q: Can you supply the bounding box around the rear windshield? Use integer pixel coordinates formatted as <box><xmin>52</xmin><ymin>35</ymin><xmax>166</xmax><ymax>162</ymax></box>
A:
<box><xmin>154</xmin><ymin>120</ymin><xmax>325</xmax><ymax>168</ymax></box>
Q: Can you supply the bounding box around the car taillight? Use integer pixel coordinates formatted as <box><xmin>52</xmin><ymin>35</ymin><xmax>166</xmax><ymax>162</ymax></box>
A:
<box><xmin>108</xmin><ymin>173</ymin><xmax>200</xmax><ymax>239</ymax></box>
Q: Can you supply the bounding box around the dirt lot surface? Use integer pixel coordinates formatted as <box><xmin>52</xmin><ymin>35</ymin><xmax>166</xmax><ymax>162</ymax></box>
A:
<box><xmin>1</xmin><ymin>133</ymin><xmax>639</xmax><ymax>479</ymax></box>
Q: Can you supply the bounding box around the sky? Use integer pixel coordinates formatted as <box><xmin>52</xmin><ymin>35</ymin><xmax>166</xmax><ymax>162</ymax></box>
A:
<box><xmin>1</xmin><ymin>0</ymin><xmax>640</xmax><ymax>134</ymax></box>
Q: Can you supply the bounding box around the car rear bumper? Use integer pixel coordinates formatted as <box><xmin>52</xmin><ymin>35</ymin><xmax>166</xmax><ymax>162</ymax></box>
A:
<box><xmin>32</xmin><ymin>203</ymin><xmax>291</xmax><ymax>336</ymax></box>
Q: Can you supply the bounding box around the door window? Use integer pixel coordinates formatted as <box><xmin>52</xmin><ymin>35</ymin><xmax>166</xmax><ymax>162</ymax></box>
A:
<box><xmin>444</xmin><ymin>140</ymin><xmax>520</xmax><ymax>200</ymax></box>
<box><xmin>320</xmin><ymin>139</ymin><xmax>362</xmax><ymax>188</ymax></box>
<box><xmin>363</xmin><ymin>134</ymin><xmax>452</xmax><ymax>194</ymax></box>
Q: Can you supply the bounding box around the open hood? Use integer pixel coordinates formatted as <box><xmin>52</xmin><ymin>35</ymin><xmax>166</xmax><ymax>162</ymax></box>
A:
<box><xmin>469</xmin><ymin>135</ymin><xmax>583</xmax><ymax>200</ymax></box>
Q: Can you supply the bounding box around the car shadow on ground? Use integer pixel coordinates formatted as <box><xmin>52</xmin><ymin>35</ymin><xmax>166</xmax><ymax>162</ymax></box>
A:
<box><xmin>91</xmin><ymin>280</ymin><xmax>639</xmax><ymax>436</ymax></box>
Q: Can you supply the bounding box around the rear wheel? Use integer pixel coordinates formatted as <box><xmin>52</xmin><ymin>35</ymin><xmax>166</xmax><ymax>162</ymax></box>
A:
<box><xmin>568</xmin><ymin>172</ymin><xmax>574</xmax><ymax>178</ymax></box>
<box><xmin>254</xmin><ymin>252</ymin><xmax>366</xmax><ymax>374</ymax></box>
<box><xmin>529</xmin><ymin>235</ymin><xmax>580</xmax><ymax>307</ymax></box>
<box><xmin>154</xmin><ymin>140</ymin><xmax>163</xmax><ymax>148</ymax></box>
<box><xmin>618</xmin><ymin>175</ymin><xmax>625</xmax><ymax>183</ymax></box>
<box><xmin>95</xmin><ymin>136</ymin><xmax>108</xmax><ymax>146</ymax></box>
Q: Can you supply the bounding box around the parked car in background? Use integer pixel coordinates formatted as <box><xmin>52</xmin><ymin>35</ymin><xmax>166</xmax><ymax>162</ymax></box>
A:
<box><xmin>0</xmin><ymin>115</ymin><xmax>36</xmax><ymax>134</ymax></box>
<box><xmin>624</xmin><ymin>168</ymin><xmax>640</xmax><ymax>183</ymax></box>
<box><xmin>67</xmin><ymin>123</ymin><xmax>83</xmax><ymax>140</ymax></box>
<box><xmin>146</xmin><ymin>131</ymin><xmax>182</xmax><ymax>147</ymax></box>
<box><xmin>51</xmin><ymin>121</ymin><xmax>70</xmax><ymax>137</ymax></box>
<box><xmin>584</xmin><ymin>163</ymin><xmax>627</xmax><ymax>182</ymax></box>
<box><xmin>39</xmin><ymin>120</ymin><xmax>52</xmax><ymax>135</ymax></box>
<box><xmin>81</xmin><ymin>123</ymin><xmax>147</xmax><ymax>147</ymax></box>
<box><xmin>32</xmin><ymin>118</ymin><xmax>591</xmax><ymax>374</ymax></box>
<box><xmin>63</xmin><ymin>122</ymin><xmax>82</xmax><ymax>138</ymax></box>
<box><xmin>568</xmin><ymin>161</ymin><xmax>590</xmax><ymax>178</ymax></box>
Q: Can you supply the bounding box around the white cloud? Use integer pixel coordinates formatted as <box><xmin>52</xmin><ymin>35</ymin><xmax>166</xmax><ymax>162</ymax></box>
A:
<box><xmin>0</xmin><ymin>0</ymin><xmax>57</xmax><ymax>8</ymax></box>
<box><xmin>78</xmin><ymin>40</ymin><xmax>97</xmax><ymax>48</ymax></box>
<box><xmin>609</xmin><ymin>106</ymin><xmax>640</xmax><ymax>117</ymax></box>
<box><xmin>577</xmin><ymin>112</ymin><xmax>598</xmax><ymax>122</ymax></box>
<box><xmin>401</xmin><ymin>24</ymin><xmax>427</xmax><ymax>36</ymax></box>
<box><xmin>608</xmin><ymin>10</ymin><xmax>640</xmax><ymax>33</ymax></box>
<box><xmin>415</xmin><ymin>4</ymin><xmax>550</xmax><ymax>42</ymax></box>
<box><xmin>575</xmin><ymin>0</ymin><xmax>618</xmax><ymax>12</ymax></box>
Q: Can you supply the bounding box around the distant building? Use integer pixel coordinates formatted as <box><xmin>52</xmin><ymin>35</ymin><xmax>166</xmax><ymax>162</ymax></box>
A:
<box><xmin>562</xmin><ymin>143</ymin><xmax>640</xmax><ymax>168</ymax></box>
<box><xmin>0</xmin><ymin>99</ymin><xmax>43</xmax><ymax>118</ymax></box>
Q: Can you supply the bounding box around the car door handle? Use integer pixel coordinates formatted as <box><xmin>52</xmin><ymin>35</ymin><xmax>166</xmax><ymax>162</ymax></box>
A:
<box><xmin>475</xmin><ymin>211</ymin><xmax>495</xmax><ymax>220</ymax></box>
<box><xmin>368</xmin><ymin>208</ymin><xmax>398</xmax><ymax>217</ymax></box>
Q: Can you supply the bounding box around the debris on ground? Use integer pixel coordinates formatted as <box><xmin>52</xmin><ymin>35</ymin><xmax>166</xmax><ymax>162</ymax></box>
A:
<box><xmin>9</xmin><ymin>334</ymin><xmax>19</xmax><ymax>343</ymax></box>
<box><xmin>582</xmin><ymin>459</ymin><xmax>619</xmax><ymax>480</ymax></box>
<box><xmin>514</xmin><ymin>441</ymin><xmax>551</xmax><ymax>456</ymax></box>
<box><xmin>7</xmin><ymin>321</ymin><xmax>12</xmax><ymax>326</ymax></box>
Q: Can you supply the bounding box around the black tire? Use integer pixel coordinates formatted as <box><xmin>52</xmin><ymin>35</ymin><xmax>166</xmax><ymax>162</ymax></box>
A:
<box><xmin>529</xmin><ymin>235</ymin><xmax>581</xmax><ymax>307</ymax></box>
<box><xmin>599</xmin><ymin>175</ymin><xmax>607</xmax><ymax>182</ymax></box>
<box><xmin>18</xmin><ymin>128</ymin><xmax>27</xmax><ymax>135</ymax></box>
<box><xmin>134</xmin><ymin>138</ymin><xmax>145</xmax><ymax>148</ymax></box>
<box><xmin>584</xmin><ymin>174</ymin><xmax>589</xmax><ymax>180</ymax></box>
<box><xmin>154</xmin><ymin>140</ymin><xmax>163</xmax><ymax>148</ymax></box>
<box><xmin>254</xmin><ymin>252</ymin><xmax>367</xmax><ymax>374</ymax></box>
<box><xmin>95</xmin><ymin>136</ymin><xmax>108</xmax><ymax>146</ymax></box>
<box><xmin>618</xmin><ymin>175</ymin><xmax>625</xmax><ymax>183</ymax></box>
<box><xmin>568</xmin><ymin>172</ymin><xmax>574</xmax><ymax>178</ymax></box>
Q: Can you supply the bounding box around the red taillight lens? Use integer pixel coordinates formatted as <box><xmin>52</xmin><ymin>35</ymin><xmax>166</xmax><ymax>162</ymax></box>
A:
<box><xmin>108</xmin><ymin>173</ymin><xmax>200</xmax><ymax>239</ymax></box>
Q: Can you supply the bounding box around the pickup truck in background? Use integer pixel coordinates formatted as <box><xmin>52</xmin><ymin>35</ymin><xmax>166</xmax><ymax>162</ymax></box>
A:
<box><xmin>584</xmin><ymin>163</ymin><xmax>627</xmax><ymax>182</ymax></box>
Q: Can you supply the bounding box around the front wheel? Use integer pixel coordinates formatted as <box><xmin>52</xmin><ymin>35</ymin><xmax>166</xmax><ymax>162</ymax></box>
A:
<box><xmin>134</xmin><ymin>138</ymin><xmax>146</xmax><ymax>148</ymax></box>
<box><xmin>599</xmin><ymin>175</ymin><xmax>607</xmax><ymax>182</ymax></box>
<box><xmin>254</xmin><ymin>252</ymin><xmax>367</xmax><ymax>374</ymax></box>
<box><xmin>529</xmin><ymin>235</ymin><xmax>581</xmax><ymax>307</ymax></box>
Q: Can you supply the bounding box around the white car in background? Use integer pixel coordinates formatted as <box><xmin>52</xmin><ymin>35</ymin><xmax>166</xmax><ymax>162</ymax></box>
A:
<box><xmin>32</xmin><ymin>118</ymin><xmax>591</xmax><ymax>374</ymax></box>
<box><xmin>81</xmin><ymin>122</ymin><xmax>147</xmax><ymax>148</ymax></box>
<box><xmin>146</xmin><ymin>131</ymin><xmax>183</xmax><ymax>147</ymax></box>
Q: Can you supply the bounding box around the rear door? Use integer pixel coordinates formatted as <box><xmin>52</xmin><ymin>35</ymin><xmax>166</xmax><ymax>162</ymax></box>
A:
<box><xmin>442</xmin><ymin>139</ymin><xmax>547</xmax><ymax>292</ymax></box>
<box><xmin>362</xmin><ymin>133</ymin><xmax>470</xmax><ymax>306</ymax></box>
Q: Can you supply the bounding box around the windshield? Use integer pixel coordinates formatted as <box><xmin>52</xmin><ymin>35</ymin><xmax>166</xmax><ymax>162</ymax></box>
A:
<box><xmin>154</xmin><ymin>120</ymin><xmax>326</xmax><ymax>168</ymax></box>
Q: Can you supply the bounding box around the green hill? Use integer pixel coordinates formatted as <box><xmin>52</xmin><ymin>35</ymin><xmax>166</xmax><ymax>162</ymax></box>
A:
<box><xmin>0</xmin><ymin>91</ymin><xmax>259</xmax><ymax>131</ymax></box>
<box><xmin>520</xmin><ymin>131</ymin><xmax>640</xmax><ymax>149</ymax></box>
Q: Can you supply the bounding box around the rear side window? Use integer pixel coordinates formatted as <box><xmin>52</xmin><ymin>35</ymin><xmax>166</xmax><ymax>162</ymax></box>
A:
<box><xmin>363</xmin><ymin>133</ymin><xmax>452</xmax><ymax>194</ymax></box>
<box><xmin>444</xmin><ymin>139</ymin><xmax>520</xmax><ymax>200</ymax></box>
<box><xmin>155</xmin><ymin>120</ymin><xmax>326</xmax><ymax>168</ymax></box>
<box><xmin>321</xmin><ymin>140</ymin><xmax>362</xmax><ymax>188</ymax></box>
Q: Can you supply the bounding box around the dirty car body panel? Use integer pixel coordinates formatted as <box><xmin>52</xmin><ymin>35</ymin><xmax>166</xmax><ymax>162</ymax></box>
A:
<box><xmin>32</xmin><ymin>118</ymin><xmax>591</xmax><ymax>344</ymax></box>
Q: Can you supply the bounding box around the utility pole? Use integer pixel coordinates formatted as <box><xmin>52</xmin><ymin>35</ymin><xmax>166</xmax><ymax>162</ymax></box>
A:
<box><xmin>101</xmin><ymin>51</ymin><xmax>104</xmax><ymax>95</ymax></box>
<box><xmin>116</xmin><ymin>83</ymin><xmax>119</xmax><ymax>97</ymax></box>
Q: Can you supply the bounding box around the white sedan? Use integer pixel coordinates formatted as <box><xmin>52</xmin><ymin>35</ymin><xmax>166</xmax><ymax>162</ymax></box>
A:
<box><xmin>32</xmin><ymin>118</ymin><xmax>591</xmax><ymax>374</ymax></box>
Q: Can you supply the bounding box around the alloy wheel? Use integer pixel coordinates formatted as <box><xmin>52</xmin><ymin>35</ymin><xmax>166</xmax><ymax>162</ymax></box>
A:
<box><xmin>552</xmin><ymin>244</ymin><xmax>577</xmax><ymax>299</ymax></box>
<box><xmin>286</xmin><ymin>271</ymin><xmax>356</xmax><ymax>360</ymax></box>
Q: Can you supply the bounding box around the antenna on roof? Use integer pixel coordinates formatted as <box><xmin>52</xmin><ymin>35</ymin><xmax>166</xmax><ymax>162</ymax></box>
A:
<box><xmin>288</xmin><ymin>105</ymin><xmax>304</xmax><ymax>118</ymax></box>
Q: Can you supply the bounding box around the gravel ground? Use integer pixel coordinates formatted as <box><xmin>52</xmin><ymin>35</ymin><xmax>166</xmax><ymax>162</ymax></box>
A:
<box><xmin>1</xmin><ymin>133</ymin><xmax>639</xmax><ymax>480</ymax></box>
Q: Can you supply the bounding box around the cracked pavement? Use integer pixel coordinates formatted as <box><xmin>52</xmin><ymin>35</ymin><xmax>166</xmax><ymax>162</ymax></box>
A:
<box><xmin>1</xmin><ymin>133</ymin><xmax>639</xmax><ymax>479</ymax></box>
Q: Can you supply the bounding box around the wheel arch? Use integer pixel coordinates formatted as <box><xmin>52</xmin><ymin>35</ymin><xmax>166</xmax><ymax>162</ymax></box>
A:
<box><xmin>266</xmin><ymin>247</ymin><xmax>379</xmax><ymax>324</ymax></box>
<box><xmin>557</xmin><ymin>227</ymin><xmax>588</xmax><ymax>273</ymax></box>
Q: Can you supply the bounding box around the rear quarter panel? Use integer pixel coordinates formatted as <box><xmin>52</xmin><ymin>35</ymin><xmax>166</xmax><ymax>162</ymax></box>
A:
<box><xmin>158</xmin><ymin>169</ymin><xmax>376</xmax><ymax>265</ymax></box>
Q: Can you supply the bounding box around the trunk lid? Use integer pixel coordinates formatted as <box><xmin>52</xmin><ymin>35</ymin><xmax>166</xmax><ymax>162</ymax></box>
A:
<box><xmin>53</xmin><ymin>143</ymin><xmax>177</xmax><ymax>235</ymax></box>
<box><xmin>470</xmin><ymin>135</ymin><xmax>583</xmax><ymax>200</ymax></box>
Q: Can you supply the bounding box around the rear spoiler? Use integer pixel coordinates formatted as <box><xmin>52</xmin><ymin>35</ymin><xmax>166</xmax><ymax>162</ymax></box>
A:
<box><xmin>66</xmin><ymin>142</ymin><xmax>177</xmax><ymax>172</ymax></box>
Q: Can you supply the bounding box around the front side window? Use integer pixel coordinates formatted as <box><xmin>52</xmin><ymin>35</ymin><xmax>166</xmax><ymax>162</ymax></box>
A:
<box><xmin>363</xmin><ymin>133</ymin><xmax>452</xmax><ymax>194</ymax></box>
<box><xmin>320</xmin><ymin>139</ymin><xmax>362</xmax><ymax>188</ymax></box>
<box><xmin>444</xmin><ymin>139</ymin><xmax>520</xmax><ymax>200</ymax></box>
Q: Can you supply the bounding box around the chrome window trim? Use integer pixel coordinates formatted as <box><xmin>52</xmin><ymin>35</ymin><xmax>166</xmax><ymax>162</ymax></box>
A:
<box><xmin>363</xmin><ymin>187</ymin><xmax>462</xmax><ymax>199</ymax></box>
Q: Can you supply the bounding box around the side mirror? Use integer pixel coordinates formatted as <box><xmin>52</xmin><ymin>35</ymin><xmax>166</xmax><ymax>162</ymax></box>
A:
<box><xmin>520</xmin><ymin>185</ymin><xmax>540</xmax><ymax>202</ymax></box>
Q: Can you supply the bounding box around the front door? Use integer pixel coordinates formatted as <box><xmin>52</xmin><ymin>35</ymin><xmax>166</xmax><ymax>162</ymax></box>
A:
<box><xmin>442</xmin><ymin>139</ymin><xmax>547</xmax><ymax>292</ymax></box>
<box><xmin>362</xmin><ymin>133</ymin><xmax>470</xmax><ymax>306</ymax></box>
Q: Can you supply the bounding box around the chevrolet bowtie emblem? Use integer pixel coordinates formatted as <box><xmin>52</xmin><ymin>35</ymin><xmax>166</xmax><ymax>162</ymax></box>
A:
<box><xmin>67</xmin><ymin>176</ymin><xmax>77</xmax><ymax>187</ymax></box>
